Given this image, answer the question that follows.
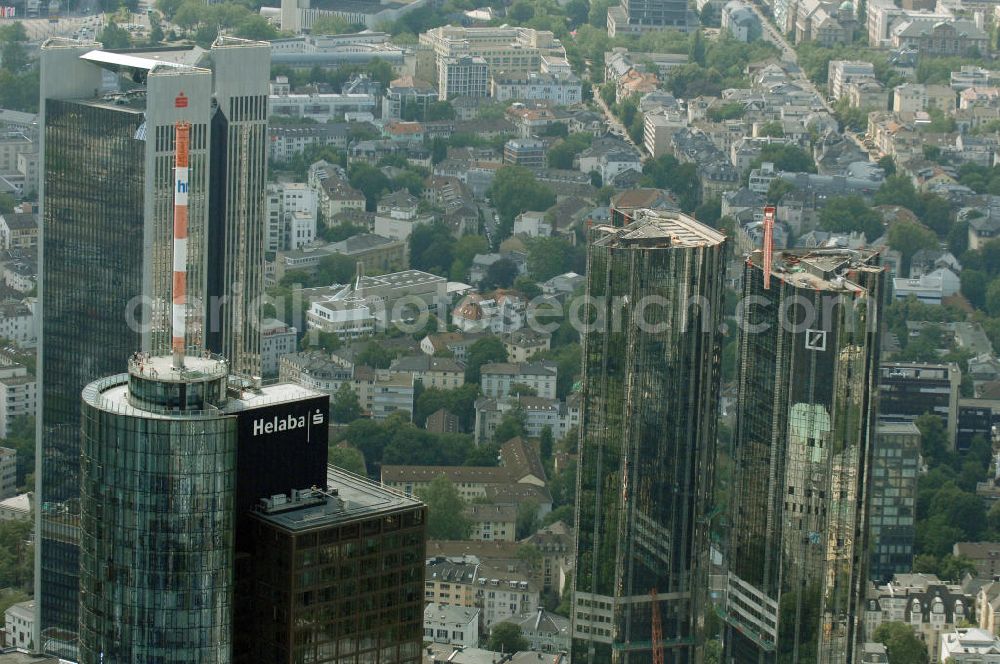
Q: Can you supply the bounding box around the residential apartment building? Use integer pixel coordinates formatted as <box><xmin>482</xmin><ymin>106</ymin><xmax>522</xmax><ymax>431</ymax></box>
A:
<box><xmin>721</xmin><ymin>0</ymin><xmax>763</xmax><ymax>41</ymax></box>
<box><xmin>475</xmin><ymin>395</ymin><xmax>581</xmax><ymax>445</ymax></box>
<box><xmin>863</xmin><ymin>574</ymin><xmax>973</xmax><ymax>662</ymax></box>
<box><xmin>260</xmin><ymin>318</ymin><xmax>297</xmax><ymax>378</ymax></box>
<box><xmin>423</xmin><ymin>605</ymin><xmax>480</xmax><ymax>648</ymax></box>
<box><xmin>953</xmin><ymin>542</ymin><xmax>1000</xmax><ymax>580</ymax></box>
<box><xmin>506</xmin><ymin>609</ymin><xmax>571</xmax><ymax>654</ymax></box>
<box><xmin>504</xmin><ymin>329</ymin><xmax>551</xmax><ymax>363</ymax></box>
<box><xmin>828</xmin><ymin>60</ymin><xmax>875</xmax><ymax>98</ymax></box>
<box><xmin>266</xmin><ymin>181</ymin><xmax>317</xmax><ymax>252</ymax></box>
<box><xmin>268</xmin><ymin>123</ymin><xmax>349</xmax><ymax>162</ymax></box>
<box><xmin>4</xmin><ymin>600</ymin><xmax>35</xmax><ymax>652</ymax></box>
<box><xmin>374</xmin><ymin>189</ymin><xmax>435</xmax><ymax>242</ymax></box>
<box><xmin>893</xmin><ymin>83</ymin><xmax>957</xmax><ymax>113</ymax></box>
<box><xmin>523</xmin><ymin>521</ymin><xmax>574</xmax><ymax>594</ymax></box>
<box><xmin>452</xmin><ymin>292</ymin><xmax>526</xmax><ymax>334</ymax></box>
<box><xmin>384</xmin><ymin>76</ymin><xmax>439</xmax><ymax>121</ymax></box>
<box><xmin>424</xmin><ymin>555</ymin><xmax>541</xmax><ymax>630</ymax></box>
<box><xmin>491</xmin><ymin>71</ymin><xmax>582</xmax><ymax>105</ymax></box>
<box><xmin>503</xmin><ymin>139</ymin><xmax>546</xmax><ymax>168</ymax></box>
<box><xmin>464</xmin><ymin>503</ymin><xmax>517</xmax><ymax>542</ymax></box>
<box><xmin>389</xmin><ymin>355</ymin><xmax>465</xmax><ymax>390</ymax></box>
<box><xmin>383</xmin><ymin>437</ymin><xmax>546</xmax><ymax>502</ymax></box>
<box><xmin>0</xmin><ymin>360</ymin><xmax>34</xmax><ymax>440</ymax></box>
<box><xmin>0</xmin><ymin>301</ymin><xmax>36</xmax><ymax>347</ymax></box>
<box><xmin>274</xmin><ymin>234</ymin><xmax>405</xmax><ymax>283</ymax></box>
<box><xmin>268</xmin><ymin>91</ymin><xmax>377</xmax><ymax>123</ymax></box>
<box><xmin>359</xmin><ymin>370</ymin><xmax>415</xmax><ymax>420</ymax></box>
<box><xmin>480</xmin><ymin>362</ymin><xmax>558</xmax><ymax>400</ymax></box>
<box><xmin>0</xmin><ymin>212</ymin><xmax>37</xmax><ymax>251</ymax></box>
<box><xmin>940</xmin><ymin>628</ymin><xmax>1000</xmax><ymax>663</ymax></box>
<box><xmin>439</xmin><ymin>56</ymin><xmax>489</xmax><ymax>100</ymax></box>
<box><xmin>0</xmin><ymin>446</ymin><xmax>15</xmax><ymax>500</ymax></box>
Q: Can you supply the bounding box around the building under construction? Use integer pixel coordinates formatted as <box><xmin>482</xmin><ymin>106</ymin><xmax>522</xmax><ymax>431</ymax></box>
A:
<box><xmin>724</xmin><ymin>248</ymin><xmax>884</xmax><ymax>663</ymax></box>
<box><xmin>36</xmin><ymin>37</ymin><xmax>269</xmax><ymax>657</ymax></box>
<box><xmin>571</xmin><ymin>210</ymin><xmax>728</xmax><ymax>663</ymax></box>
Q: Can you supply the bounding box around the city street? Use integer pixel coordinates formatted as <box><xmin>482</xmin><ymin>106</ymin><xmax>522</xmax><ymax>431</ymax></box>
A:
<box><xmin>592</xmin><ymin>83</ymin><xmax>649</xmax><ymax>160</ymax></box>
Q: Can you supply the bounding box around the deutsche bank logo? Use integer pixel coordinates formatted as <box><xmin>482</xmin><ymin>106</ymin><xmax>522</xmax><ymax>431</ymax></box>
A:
<box><xmin>805</xmin><ymin>329</ymin><xmax>827</xmax><ymax>351</ymax></box>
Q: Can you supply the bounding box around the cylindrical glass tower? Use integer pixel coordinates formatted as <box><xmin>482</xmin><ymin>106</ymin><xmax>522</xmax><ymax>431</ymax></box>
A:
<box><xmin>78</xmin><ymin>354</ymin><xmax>236</xmax><ymax>664</ymax></box>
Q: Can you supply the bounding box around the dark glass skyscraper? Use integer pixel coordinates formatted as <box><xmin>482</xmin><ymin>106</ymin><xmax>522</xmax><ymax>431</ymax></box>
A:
<box><xmin>572</xmin><ymin>210</ymin><xmax>728</xmax><ymax>664</ymax></box>
<box><xmin>869</xmin><ymin>422</ymin><xmax>920</xmax><ymax>583</ymax></box>
<box><xmin>36</xmin><ymin>37</ymin><xmax>270</xmax><ymax>656</ymax></box>
<box><xmin>724</xmin><ymin>249</ymin><xmax>884</xmax><ymax>664</ymax></box>
<box><xmin>242</xmin><ymin>469</ymin><xmax>427</xmax><ymax>664</ymax></box>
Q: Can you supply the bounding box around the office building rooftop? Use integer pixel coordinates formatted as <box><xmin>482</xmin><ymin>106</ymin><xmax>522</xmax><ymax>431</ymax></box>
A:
<box><xmin>253</xmin><ymin>466</ymin><xmax>423</xmax><ymax>533</ymax></box>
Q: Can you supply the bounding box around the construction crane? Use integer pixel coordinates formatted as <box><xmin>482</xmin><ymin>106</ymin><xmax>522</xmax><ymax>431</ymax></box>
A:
<box><xmin>651</xmin><ymin>588</ymin><xmax>664</xmax><ymax>664</ymax></box>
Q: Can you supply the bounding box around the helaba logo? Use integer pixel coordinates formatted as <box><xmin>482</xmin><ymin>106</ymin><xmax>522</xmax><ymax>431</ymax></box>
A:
<box><xmin>253</xmin><ymin>409</ymin><xmax>325</xmax><ymax>437</ymax></box>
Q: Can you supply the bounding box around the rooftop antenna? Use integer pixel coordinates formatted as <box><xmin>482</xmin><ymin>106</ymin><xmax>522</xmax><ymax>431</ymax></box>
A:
<box><xmin>172</xmin><ymin>122</ymin><xmax>190</xmax><ymax>369</ymax></box>
<box><xmin>763</xmin><ymin>205</ymin><xmax>775</xmax><ymax>290</ymax></box>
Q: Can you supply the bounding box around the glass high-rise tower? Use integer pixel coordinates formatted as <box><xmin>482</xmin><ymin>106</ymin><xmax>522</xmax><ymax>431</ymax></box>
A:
<box><xmin>79</xmin><ymin>355</ymin><xmax>237</xmax><ymax>664</ymax></box>
<box><xmin>571</xmin><ymin>210</ymin><xmax>728</xmax><ymax>664</ymax></box>
<box><xmin>724</xmin><ymin>249</ymin><xmax>884</xmax><ymax>664</ymax></box>
<box><xmin>78</xmin><ymin>351</ymin><xmax>332</xmax><ymax>664</ymax></box>
<box><xmin>36</xmin><ymin>37</ymin><xmax>269</xmax><ymax>656</ymax></box>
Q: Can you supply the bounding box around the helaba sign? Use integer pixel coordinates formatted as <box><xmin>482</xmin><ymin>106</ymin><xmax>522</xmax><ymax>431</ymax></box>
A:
<box><xmin>252</xmin><ymin>408</ymin><xmax>325</xmax><ymax>437</ymax></box>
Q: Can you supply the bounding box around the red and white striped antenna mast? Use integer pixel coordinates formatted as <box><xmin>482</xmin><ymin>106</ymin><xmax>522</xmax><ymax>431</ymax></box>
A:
<box><xmin>172</xmin><ymin>122</ymin><xmax>190</xmax><ymax>369</ymax></box>
<box><xmin>763</xmin><ymin>206</ymin><xmax>775</xmax><ymax>290</ymax></box>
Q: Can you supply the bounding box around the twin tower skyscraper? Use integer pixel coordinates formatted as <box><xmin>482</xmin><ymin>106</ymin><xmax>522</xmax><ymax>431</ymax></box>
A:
<box><xmin>34</xmin><ymin>37</ymin><xmax>269</xmax><ymax>656</ymax></box>
<box><xmin>570</xmin><ymin>211</ymin><xmax>884</xmax><ymax>664</ymax></box>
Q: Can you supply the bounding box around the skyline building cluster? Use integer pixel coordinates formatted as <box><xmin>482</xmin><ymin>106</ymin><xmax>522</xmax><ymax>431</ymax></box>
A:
<box><xmin>28</xmin><ymin>30</ymin><xmax>897</xmax><ymax>664</ymax></box>
<box><xmin>35</xmin><ymin>37</ymin><xmax>271</xmax><ymax>655</ymax></box>
<box><xmin>570</xmin><ymin>214</ymin><xmax>887</xmax><ymax>664</ymax></box>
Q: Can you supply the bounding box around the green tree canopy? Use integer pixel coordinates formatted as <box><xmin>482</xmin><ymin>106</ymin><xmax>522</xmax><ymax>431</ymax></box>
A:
<box><xmin>310</xmin><ymin>14</ymin><xmax>353</xmax><ymax>34</ymax></box>
<box><xmin>887</xmin><ymin>221</ymin><xmax>939</xmax><ymax>275</ymax></box>
<box><xmin>348</xmin><ymin>163</ymin><xmax>391</xmax><ymax>210</ymax></box>
<box><xmin>98</xmin><ymin>22</ymin><xmax>131</xmax><ymax>48</ymax></box>
<box><xmin>494</xmin><ymin>407</ymin><xmax>527</xmax><ymax>445</ymax></box>
<box><xmin>481</xmin><ymin>258</ymin><xmax>519</xmax><ymax>290</ymax></box>
<box><xmin>489</xmin><ymin>167</ymin><xmax>556</xmax><ymax>240</ymax></box>
<box><xmin>516</xmin><ymin>499</ymin><xmax>541</xmax><ymax>539</ymax></box>
<box><xmin>465</xmin><ymin>337</ymin><xmax>508</xmax><ymax>384</ymax></box>
<box><xmin>234</xmin><ymin>14</ymin><xmax>279</xmax><ymax>40</ymax></box>
<box><xmin>751</xmin><ymin>144</ymin><xmax>816</xmax><ymax>174</ymax></box>
<box><xmin>818</xmin><ymin>196</ymin><xmax>883</xmax><ymax>241</ymax></box>
<box><xmin>416</xmin><ymin>475</ymin><xmax>472</xmax><ymax>540</ymax></box>
<box><xmin>488</xmin><ymin>622</ymin><xmax>530</xmax><ymax>653</ymax></box>
<box><xmin>328</xmin><ymin>444</ymin><xmax>366</xmax><ymax>475</ymax></box>
<box><xmin>874</xmin><ymin>175</ymin><xmax>920</xmax><ymax>212</ymax></box>
<box><xmin>409</xmin><ymin>221</ymin><xmax>456</xmax><ymax>276</ymax></box>
<box><xmin>358</xmin><ymin>341</ymin><xmax>396</xmax><ymax>369</ymax></box>
<box><xmin>872</xmin><ymin>622</ymin><xmax>929</xmax><ymax>664</ymax></box>
<box><xmin>331</xmin><ymin>383</ymin><xmax>363</xmax><ymax>424</ymax></box>
<box><xmin>641</xmin><ymin>154</ymin><xmax>700</xmax><ymax>211</ymax></box>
